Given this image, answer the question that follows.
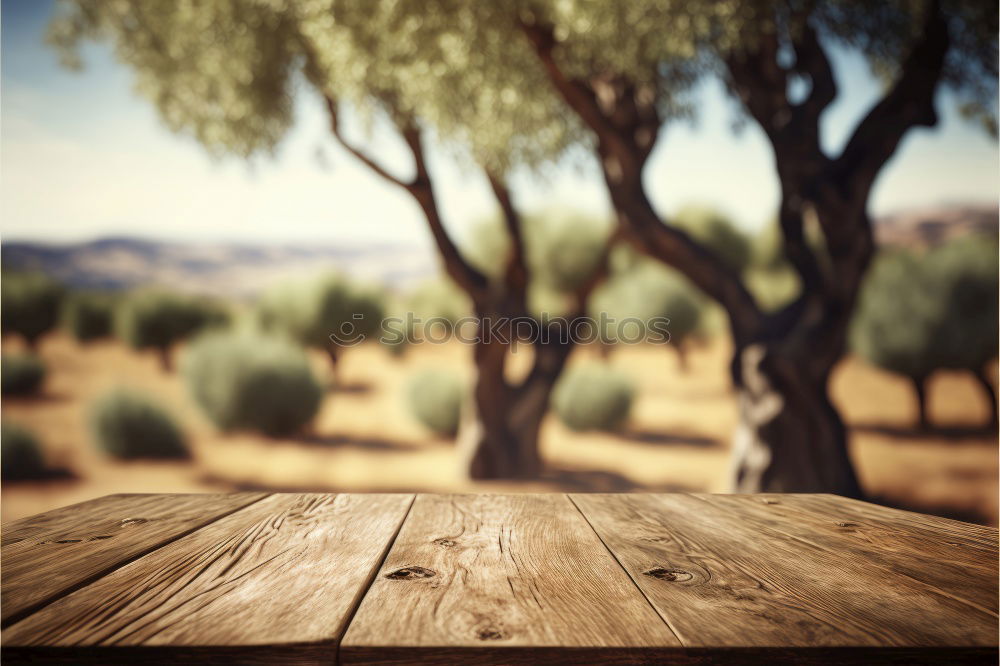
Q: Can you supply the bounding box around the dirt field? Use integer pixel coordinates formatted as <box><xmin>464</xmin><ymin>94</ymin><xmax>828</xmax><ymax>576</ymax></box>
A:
<box><xmin>2</xmin><ymin>333</ymin><xmax>997</xmax><ymax>525</ymax></box>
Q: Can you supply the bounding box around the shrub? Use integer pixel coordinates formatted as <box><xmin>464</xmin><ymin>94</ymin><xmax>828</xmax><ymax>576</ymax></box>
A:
<box><xmin>674</xmin><ymin>205</ymin><xmax>752</xmax><ymax>274</ymax></box>
<box><xmin>407</xmin><ymin>278</ymin><xmax>471</xmax><ymax>335</ymax></box>
<box><xmin>1</xmin><ymin>423</ymin><xmax>47</xmax><ymax>481</ymax></box>
<box><xmin>118</xmin><ymin>290</ymin><xmax>229</xmax><ymax>370</ymax></box>
<box><xmin>406</xmin><ymin>369</ymin><xmax>463</xmax><ymax>437</ymax></box>
<box><xmin>744</xmin><ymin>267</ymin><xmax>802</xmax><ymax>313</ymax></box>
<box><xmin>90</xmin><ymin>390</ymin><xmax>188</xmax><ymax>459</ymax></box>
<box><xmin>184</xmin><ymin>332</ymin><xmax>322</xmax><ymax>437</ymax></box>
<box><xmin>589</xmin><ymin>259</ymin><xmax>704</xmax><ymax>366</ymax></box>
<box><xmin>63</xmin><ymin>291</ymin><xmax>116</xmax><ymax>342</ymax></box>
<box><xmin>1</xmin><ymin>353</ymin><xmax>46</xmax><ymax>396</ymax></box>
<box><xmin>1</xmin><ymin>272</ymin><xmax>64</xmax><ymax>348</ymax></box>
<box><xmin>552</xmin><ymin>363</ymin><xmax>635</xmax><ymax>432</ymax></box>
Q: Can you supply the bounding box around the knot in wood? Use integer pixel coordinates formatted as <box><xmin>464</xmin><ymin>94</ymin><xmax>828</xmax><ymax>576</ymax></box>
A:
<box><xmin>761</xmin><ymin>498</ymin><xmax>779</xmax><ymax>505</ymax></box>
<box><xmin>643</xmin><ymin>567</ymin><xmax>693</xmax><ymax>582</ymax></box>
<box><xmin>433</xmin><ymin>538</ymin><xmax>457</xmax><ymax>548</ymax></box>
<box><xmin>384</xmin><ymin>566</ymin><xmax>436</xmax><ymax>580</ymax></box>
<box><xmin>476</xmin><ymin>626</ymin><xmax>505</xmax><ymax>641</ymax></box>
<box><xmin>836</xmin><ymin>522</ymin><xmax>859</xmax><ymax>528</ymax></box>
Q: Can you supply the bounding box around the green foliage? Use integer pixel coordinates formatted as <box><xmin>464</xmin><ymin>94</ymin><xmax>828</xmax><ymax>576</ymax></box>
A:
<box><xmin>1</xmin><ymin>422</ymin><xmax>47</xmax><ymax>481</ymax></box>
<box><xmin>407</xmin><ymin>279</ymin><xmax>471</xmax><ymax>335</ymax></box>
<box><xmin>63</xmin><ymin>291</ymin><xmax>116</xmax><ymax>342</ymax></box>
<box><xmin>183</xmin><ymin>331</ymin><xmax>323</xmax><ymax>437</ymax></box>
<box><xmin>924</xmin><ymin>234</ymin><xmax>999</xmax><ymax>372</ymax></box>
<box><xmin>674</xmin><ymin>205</ymin><xmax>752</xmax><ymax>275</ymax></box>
<box><xmin>118</xmin><ymin>290</ymin><xmax>229</xmax><ymax>359</ymax></box>
<box><xmin>1</xmin><ymin>353</ymin><xmax>47</xmax><ymax>397</ymax></box>
<box><xmin>850</xmin><ymin>235</ymin><xmax>999</xmax><ymax>382</ymax></box>
<box><xmin>89</xmin><ymin>390</ymin><xmax>188</xmax><ymax>459</ymax></box>
<box><xmin>1</xmin><ymin>272</ymin><xmax>64</xmax><ymax>347</ymax></box>
<box><xmin>406</xmin><ymin>369</ymin><xmax>464</xmax><ymax>437</ymax></box>
<box><xmin>590</xmin><ymin>250</ymin><xmax>704</xmax><ymax>348</ymax></box>
<box><xmin>466</xmin><ymin>211</ymin><xmax>609</xmax><ymax>292</ymax></box>
<box><xmin>851</xmin><ymin>250</ymin><xmax>939</xmax><ymax>381</ymax></box>
<box><xmin>257</xmin><ymin>274</ymin><xmax>385</xmax><ymax>351</ymax></box>
<box><xmin>744</xmin><ymin>268</ymin><xmax>802</xmax><ymax>313</ymax></box>
<box><xmin>49</xmin><ymin>1</ymin><xmax>300</xmax><ymax>158</ymax></box>
<box><xmin>553</xmin><ymin>363</ymin><xmax>635</xmax><ymax>432</ymax></box>
<box><xmin>465</xmin><ymin>210</ymin><xmax>611</xmax><ymax>321</ymax></box>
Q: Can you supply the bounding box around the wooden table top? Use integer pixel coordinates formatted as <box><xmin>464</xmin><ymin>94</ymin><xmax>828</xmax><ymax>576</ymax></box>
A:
<box><xmin>1</xmin><ymin>493</ymin><xmax>996</xmax><ymax>664</ymax></box>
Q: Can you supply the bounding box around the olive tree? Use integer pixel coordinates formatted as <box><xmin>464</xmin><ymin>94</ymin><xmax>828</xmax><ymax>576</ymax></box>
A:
<box><xmin>852</xmin><ymin>236</ymin><xmax>999</xmax><ymax>431</ymax></box>
<box><xmin>451</xmin><ymin>0</ymin><xmax>995</xmax><ymax>495</ymax></box>
<box><xmin>257</xmin><ymin>273</ymin><xmax>385</xmax><ymax>383</ymax></box>
<box><xmin>929</xmin><ymin>235</ymin><xmax>999</xmax><ymax>429</ymax></box>
<box><xmin>49</xmin><ymin>0</ymin><xmax>610</xmax><ymax>479</ymax></box>
<box><xmin>850</xmin><ymin>250</ymin><xmax>941</xmax><ymax>429</ymax></box>
<box><xmin>1</xmin><ymin>272</ymin><xmax>65</xmax><ymax>350</ymax></box>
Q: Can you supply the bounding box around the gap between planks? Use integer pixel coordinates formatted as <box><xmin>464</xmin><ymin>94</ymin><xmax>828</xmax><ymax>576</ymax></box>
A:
<box><xmin>565</xmin><ymin>493</ymin><xmax>685</xmax><ymax>645</ymax></box>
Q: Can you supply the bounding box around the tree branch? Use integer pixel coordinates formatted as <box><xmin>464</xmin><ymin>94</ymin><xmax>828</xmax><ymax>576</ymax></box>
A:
<box><xmin>486</xmin><ymin>170</ymin><xmax>530</xmax><ymax>310</ymax></box>
<box><xmin>521</xmin><ymin>17</ymin><xmax>762</xmax><ymax>336</ymax></box>
<box><xmin>324</xmin><ymin>95</ymin><xmax>410</xmax><ymax>188</ymax></box>
<box><xmin>792</xmin><ymin>22</ymin><xmax>837</xmax><ymax>124</ymax></box>
<box><xmin>323</xmin><ymin>95</ymin><xmax>489</xmax><ymax>298</ymax></box>
<box><xmin>832</xmin><ymin>0</ymin><xmax>949</xmax><ymax>202</ymax></box>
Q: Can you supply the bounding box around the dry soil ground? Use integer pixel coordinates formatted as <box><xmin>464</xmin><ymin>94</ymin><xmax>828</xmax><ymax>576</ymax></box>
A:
<box><xmin>2</xmin><ymin>333</ymin><xmax>997</xmax><ymax>525</ymax></box>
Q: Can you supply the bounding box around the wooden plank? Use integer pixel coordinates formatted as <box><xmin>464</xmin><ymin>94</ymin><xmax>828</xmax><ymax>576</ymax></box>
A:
<box><xmin>705</xmin><ymin>493</ymin><xmax>998</xmax><ymax>614</ymax></box>
<box><xmin>571</xmin><ymin>493</ymin><xmax>998</xmax><ymax>650</ymax></box>
<box><xmin>340</xmin><ymin>493</ymin><xmax>680</xmax><ymax>665</ymax></box>
<box><xmin>1</xmin><ymin>493</ymin><xmax>267</xmax><ymax>626</ymax></box>
<box><xmin>3</xmin><ymin>493</ymin><xmax>413</xmax><ymax>664</ymax></box>
<box><xmin>791</xmin><ymin>493</ymin><xmax>998</xmax><ymax>551</ymax></box>
<box><xmin>2</xmin><ymin>495</ymin><xmax>161</xmax><ymax>548</ymax></box>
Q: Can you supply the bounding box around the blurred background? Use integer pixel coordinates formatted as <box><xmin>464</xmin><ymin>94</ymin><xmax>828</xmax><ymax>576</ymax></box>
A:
<box><xmin>2</xmin><ymin>0</ymin><xmax>997</xmax><ymax>524</ymax></box>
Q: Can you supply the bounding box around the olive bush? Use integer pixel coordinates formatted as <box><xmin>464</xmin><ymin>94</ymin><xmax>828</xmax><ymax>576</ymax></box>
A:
<box><xmin>90</xmin><ymin>389</ymin><xmax>188</xmax><ymax>459</ymax></box>
<box><xmin>406</xmin><ymin>369</ymin><xmax>464</xmax><ymax>437</ymax></box>
<box><xmin>184</xmin><ymin>331</ymin><xmax>323</xmax><ymax>437</ymax></box>
<box><xmin>552</xmin><ymin>363</ymin><xmax>635</xmax><ymax>432</ymax></box>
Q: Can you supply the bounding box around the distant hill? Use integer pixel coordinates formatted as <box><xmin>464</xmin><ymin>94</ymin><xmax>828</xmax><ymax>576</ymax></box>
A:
<box><xmin>874</xmin><ymin>203</ymin><xmax>998</xmax><ymax>249</ymax></box>
<box><xmin>0</xmin><ymin>237</ymin><xmax>437</xmax><ymax>298</ymax></box>
<box><xmin>2</xmin><ymin>204</ymin><xmax>995</xmax><ymax>296</ymax></box>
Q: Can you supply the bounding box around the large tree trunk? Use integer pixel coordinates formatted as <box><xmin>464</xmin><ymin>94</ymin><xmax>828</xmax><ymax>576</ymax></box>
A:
<box><xmin>730</xmin><ymin>342</ymin><xmax>863</xmax><ymax>497</ymax></box>
<box><xmin>458</xmin><ymin>338</ymin><xmax>568</xmax><ymax>480</ymax></box>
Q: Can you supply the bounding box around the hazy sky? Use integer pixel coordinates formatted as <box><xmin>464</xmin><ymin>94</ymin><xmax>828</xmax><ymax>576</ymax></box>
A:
<box><xmin>2</xmin><ymin>0</ymin><xmax>997</xmax><ymax>248</ymax></box>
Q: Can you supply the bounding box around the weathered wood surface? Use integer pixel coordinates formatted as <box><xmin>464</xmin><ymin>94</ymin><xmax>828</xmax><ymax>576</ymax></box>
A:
<box><xmin>2</xmin><ymin>492</ymin><xmax>997</xmax><ymax>665</ymax></box>
<box><xmin>4</xmin><ymin>494</ymin><xmax>413</xmax><ymax>664</ymax></box>
<box><xmin>0</xmin><ymin>492</ymin><xmax>266</xmax><ymax>626</ymax></box>
<box><xmin>572</xmin><ymin>494</ymin><xmax>998</xmax><ymax>649</ymax></box>
<box><xmin>340</xmin><ymin>494</ymin><xmax>680</xmax><ymax>664</ymax></box>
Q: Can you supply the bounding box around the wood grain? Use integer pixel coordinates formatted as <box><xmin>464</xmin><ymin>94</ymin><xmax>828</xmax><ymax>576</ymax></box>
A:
<box><xmin>3</xmin><ymin>493</ymin><xmax>414</xmax><ymax>665</ymax></box>
<box><xmin>571</xmin><ymin>493</ymin><xmax>998</xmax><ymax>649</ymax></box>
<box><xmin>340</xmin><ymin>494</ymin><xmax>679</xmax><ymax>665</ymax></box>
<box><xmin>704</xmin><ymin>493</ymin><xmax>998</xmax><ymax>614</ymax></box>
<box><xmin>1</xmin><ymin>492</ymin><xmax>267</xmax><ymax>626</ymax></box>
<box><xmin>791</xmin><ymin>493</ymin><xmax>998</xmax><ymax>550</ymax></box>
